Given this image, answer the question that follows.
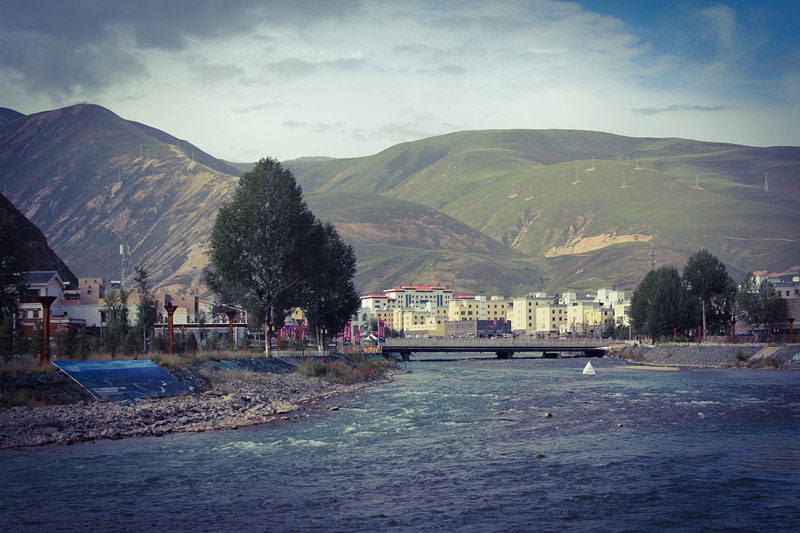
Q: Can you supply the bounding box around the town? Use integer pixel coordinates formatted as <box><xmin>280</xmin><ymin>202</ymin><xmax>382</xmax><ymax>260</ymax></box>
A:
<box><xmin>16</xmin><ymin>269</ymin><xmax>800</xmax><ymax>356</ymax></box>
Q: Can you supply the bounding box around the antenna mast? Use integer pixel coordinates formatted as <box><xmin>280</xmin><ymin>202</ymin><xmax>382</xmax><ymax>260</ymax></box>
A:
<box><xmin>120</xmin><ymin>244</ymin><xmax>130</xmax><ymax>288</ymax></box>
<box><xmin>763</xmin><ymin>172</ymin><xmax>769</xmax><ymax>192</ymax></box>
<box><xmin>649</xmin><ymin>248</ymin><xmax>656</xmax><ymax>270</ymax></box>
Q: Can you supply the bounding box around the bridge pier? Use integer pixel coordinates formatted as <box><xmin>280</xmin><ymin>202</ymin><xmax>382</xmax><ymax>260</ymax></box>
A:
<box><xmin>496</xmin><ymin>351</ymin><xmax>514</xmax><ymax>359</ymax></box>
<box><xmin>400</xmin><ymin>351</ymin><xmax>411</xmax><ymax>362</ymax></box>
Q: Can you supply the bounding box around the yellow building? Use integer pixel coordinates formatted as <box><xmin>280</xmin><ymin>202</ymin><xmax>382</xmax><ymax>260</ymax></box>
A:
<box><xmin>392</xmin><ymin>305</ymin><xmax>448</xmax><ymax>337</ymax></box>
<box><xmin>486</xmin><ymin>296</ymin><xmax>508</xmax><ymax>321</ymax></box>
<box><xmin>370</xmin><ymin>309</ymin><xmax>395</xmax><ymax>331</ymax></box>
<box><xmin>512</xmin><ymin>294</ymin><xmax>550</xmax><ymax>334</ymax></box>
<box><xmin>449</xmin><ymin>295</ymin><xmax>482</xmax><ymax>321</ymax></box>
<box><xmin>535</xmin><ymin>303</ymin><xmax>568</xmax><ymax>335</ymax></box>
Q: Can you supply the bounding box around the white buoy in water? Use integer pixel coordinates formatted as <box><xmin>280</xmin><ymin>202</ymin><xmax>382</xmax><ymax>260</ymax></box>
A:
<box><xmin>583</xmin><ymin>361</ymin><xmax>596</xmax><ymax>375</ymax></box>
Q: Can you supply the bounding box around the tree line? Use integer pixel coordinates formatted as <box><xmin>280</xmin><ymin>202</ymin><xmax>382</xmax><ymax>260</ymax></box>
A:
<box><xmin>631</xmin><ymin>249</ymin><xmax>788</xmax><ymax>342</ymax></box>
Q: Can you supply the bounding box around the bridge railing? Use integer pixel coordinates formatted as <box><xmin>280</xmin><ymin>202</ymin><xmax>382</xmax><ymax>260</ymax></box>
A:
<box><xmin>383</xmin><ymin>337</ymin><xmax>608</xmax><ymax>348</ymax></box>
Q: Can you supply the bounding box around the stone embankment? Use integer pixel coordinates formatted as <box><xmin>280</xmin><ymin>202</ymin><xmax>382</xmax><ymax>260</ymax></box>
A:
<box><xmin>613</xmin><ymin>343</ymin><xmax>799</xmax><ymax>368</ymax></box>
<box><xmin>0</xmin><ymin>358</ymin><xmax>398</xmax><ymax>449</ymax></box>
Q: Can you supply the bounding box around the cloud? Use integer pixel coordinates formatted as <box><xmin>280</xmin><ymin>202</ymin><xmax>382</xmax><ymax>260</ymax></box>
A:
<box><xmin>0</xmin><ymin>0</ymin><xmax>357</xmax><ymax>97</ymax></box>
<box><xmin>631</xmin><ymin>104</ymin><xmax>732</xmax><ymax>116</ymax></box>
<box><xmin>698</xmin><ymin>4</ymin><xmax>737</xmax><ymax>50</ymax></box>
<box><xmin>189</xmin><ymin>63</ymin><xmax>246</xmax><ymax>84</ymax></box>
<box><xmin>235</xmin><ymin>102</ymin><xmax>279</xmax><ymax>114</ymax></box>
<box><xmin>268</xmin><ymin>58</ymin><xmax>318</xmax><ymax>79</ymax></box>
<box><xmin>436</xmin><ymin>64</ymin><xmax>467</xmax><ymax>75</ymax></box>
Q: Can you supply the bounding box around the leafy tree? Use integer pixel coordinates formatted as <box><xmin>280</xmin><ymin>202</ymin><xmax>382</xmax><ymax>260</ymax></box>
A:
<box><xmin>186</xmin><ymin>331</ymin><xmax>198</xmax><ymax>353</ymax></box>
<box><xmin>300</xmin><ymin>221</ymin><xmax>361</xmax><ymax>352</ymax></box>
<box><xmin>736</xmin><ymin>273</ymin><xmax>787</xmax><ymax>340</ymax></box>
<box><xmin>682</xmin><ymin>250</ymin><xmax>735</xmax><ymax>337</ymax></box>
<box><xmin>54</xmin><ymin>326</ymin><xmax>77</xmax><ymax>360</ymax></box>
<box><xmin>0</xmin><ymin>208</ymin><xmax>30</xmax><ymax>324</ymax></box>
<box><xmin>102</xmin><ymin>288</ymin><xmax>129</xmax><ymax>357</ymax></box>
<box><xmin>133</xmin><ymin>267</ymin><xmax>157</xmax><ymax>352</ymax></box>
<box><xmin>631</xmin><ymin>266</ymin><xmax>692</xmax><ymax>341</ymax></box>
<box><xmin>206</xmin><ymin>158</ymin><xmax>318</xmax><ymax>356</ymax></box>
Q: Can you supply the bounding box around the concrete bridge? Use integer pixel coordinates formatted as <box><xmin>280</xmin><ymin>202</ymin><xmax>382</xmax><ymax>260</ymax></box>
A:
<box><xmin>382</xmin><ymin>337</ymin><xmax>610</xmax><ymax>360</ymax></box>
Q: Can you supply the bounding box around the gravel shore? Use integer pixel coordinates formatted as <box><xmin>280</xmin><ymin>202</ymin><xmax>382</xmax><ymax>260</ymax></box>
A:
<box><xmin>614</xmin><ymin>343</ymin><xmax>799</xmax><ymax>368</ymax></box>
<box><xmin>0</xmin><ymin>358</ymin><xmax>399</xmax><ymax>450</ymax></box>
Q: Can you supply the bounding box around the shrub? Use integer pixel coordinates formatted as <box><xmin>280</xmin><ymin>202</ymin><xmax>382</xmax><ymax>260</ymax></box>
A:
<box><xmin>297</xmin><ymin>358</ymin><xmax>327</xmax><ymax>378</ymax></box>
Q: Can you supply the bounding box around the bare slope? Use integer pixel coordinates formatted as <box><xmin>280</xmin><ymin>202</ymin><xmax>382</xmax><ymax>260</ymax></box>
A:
<box><xmin>0</xmin><ymin>103</ymin><xmax>239</xmax><ymax>292</ymax></box>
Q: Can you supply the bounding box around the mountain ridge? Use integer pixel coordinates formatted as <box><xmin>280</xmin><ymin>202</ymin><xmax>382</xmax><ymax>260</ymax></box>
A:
<box><xmin>2</xmin><ymin>103</ymin><xmax>798</xmax><ymax>296</ymax></box>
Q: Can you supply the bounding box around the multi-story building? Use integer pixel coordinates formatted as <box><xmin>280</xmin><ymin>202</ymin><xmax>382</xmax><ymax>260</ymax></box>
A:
<box><xmin>445</xmin><ymin>319</ymin><xmax>512</xmax><ymax>338</ymax></box>
<box><xmin>384</xmin><ymin>285</ymin><xmax>452</xmax><ymax>310</ymax></box>
<box><xmin>535</xmin><ymin>303</ymin><xmax>568</xmax><ymax>336</ymax></box>
<box><xmin>449</xmin><ymin>294</ymin><xmax>482</xmax><ymax>321</ymax></box>
<box><xmin>360</xmin><ymin>292</ymin><xmax>397</xmax><ymax>312</ymax></box>
<box><xmin>512</xmin><ymin>293</ymin><xmax>550</xmax><ymax>334</ymax></box>
<box><xmin>566</xmin><ymin>300</ymin><xmax>614</xmax><ymax>336</ymax></box>
<box><xmin>486</xmin><ymin>296</ymin><xmax>509</xmax><ymax>322</ymax></box>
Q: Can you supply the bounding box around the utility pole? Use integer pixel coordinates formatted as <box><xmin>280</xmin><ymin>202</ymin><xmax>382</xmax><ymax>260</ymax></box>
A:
<box><xmin>120</xmin><ymin>244</ymin><xmax>130</xmax><ymax>288</ymax></box>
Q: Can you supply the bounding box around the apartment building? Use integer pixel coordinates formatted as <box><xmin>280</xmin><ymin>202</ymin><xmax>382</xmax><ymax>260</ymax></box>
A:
<box><xmin>512</xmin><ymin>293</ymin><xmax>550</xmax><ymax>334</ymax></box>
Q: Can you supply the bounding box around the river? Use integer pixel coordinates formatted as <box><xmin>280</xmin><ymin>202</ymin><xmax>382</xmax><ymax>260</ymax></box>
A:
<box><xmin>2</xmin><ymin>357</ymin><xmax>799</xmax><ymax>531</ymax></box>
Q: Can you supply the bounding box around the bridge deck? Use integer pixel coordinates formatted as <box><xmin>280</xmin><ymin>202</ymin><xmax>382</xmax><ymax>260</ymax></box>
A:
<box><xmin>382</xmin><ymin>338</ymin><xmax>609</xmax><ymax>354</ymax></box>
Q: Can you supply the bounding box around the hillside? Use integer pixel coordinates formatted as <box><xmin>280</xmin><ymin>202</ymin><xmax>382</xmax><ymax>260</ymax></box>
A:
<box><xmin>2</xmin><ymin>104</ymin><xmax>797</xmax><ymax>296</ymax></box>
<box><xmin>306</xmin><ymin>193</ymin><xmax>547</xmax><ymax>293</ymax></box>
<box><xmin>0</xmin><ymin>104</ymin><xmax>548</xmax><ymax>295</ymax></box>
<box><xmin>0</xmin><ymin>193</ymin><xmax>77</xmax><ymax>286</ymax></box>
<box><xmin>289</xmin><ymin>130</ymin><xmax>800</xmax><ymax>284</ymax></box>
<box><xmin>0</xmin><ymin>103</ymin><xmax>240</xmax><ymax>293</ymax></box>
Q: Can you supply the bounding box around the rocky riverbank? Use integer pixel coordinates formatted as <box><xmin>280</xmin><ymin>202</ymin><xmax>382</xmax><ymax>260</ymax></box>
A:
<box><xmin>610</xmin><ymin>343</ymin><xmax>799</xmax><ymax>368</ymax></box>
<box><xmin>0</xmin><ymin>358</ymin><xmax>400</xmax><ymax>449</ymax></box>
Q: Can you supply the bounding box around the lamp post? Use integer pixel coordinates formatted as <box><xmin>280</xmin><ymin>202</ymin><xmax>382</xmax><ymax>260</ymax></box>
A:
<box><xmin>164</xmin><ymin>303</ymin><xmax>178</xmax><ymax>354</ymax></box>
<box><xmin>25</xmin><ymin>295</ymin><xmax>58</xmax><ymax>363</ymax></box>
<box><xmin>225</xmin><ymin>309</ymin><xmax>237</xmax><ymax>349</ymax></box>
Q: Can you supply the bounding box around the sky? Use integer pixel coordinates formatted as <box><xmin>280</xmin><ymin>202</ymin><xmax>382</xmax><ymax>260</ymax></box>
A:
<box><xmin>2</xmin><ymin>0</ymin><xmax>799</xmax><ymax>162</ymax></box>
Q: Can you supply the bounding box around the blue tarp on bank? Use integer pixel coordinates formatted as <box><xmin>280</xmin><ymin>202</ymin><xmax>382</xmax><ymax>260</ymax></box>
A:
<box><xmin>52</xmin><ymin>360</ymin><xmax>190</xmax><ymax>401</ymax></box>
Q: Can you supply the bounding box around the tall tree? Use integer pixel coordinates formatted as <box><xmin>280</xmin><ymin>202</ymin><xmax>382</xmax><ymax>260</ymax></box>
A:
<box><xmin>630</xmin><ymin>266</ymin><xmax>691</xmax><ymax>341</ymax></box>
<box><xmin>206</xmin><ymin>158</ymin><xmax>317</xmax><ymax>356</ymax></box>
<box><xmin>133</xmin><ymin>267</ymin><xmax>157</xmax><ymax>352</ymax></box>
<box><xmin>102</xmin><ymin>288</ymin><xmax>129</xmax><ymax>357</ymax></box>
<box><xmin>736</xmin><ymin>273</ymin><xmax>787</xmax><ymax>340</ymax></box>
<box><xmin>300</xmin><ymin>221</ymin><xmax>361</xmax><ymax>352</ymax></box>
<box><xmin>682</xmin><ymin>249</ymin><xmax>735</xmax><ymax>337</ymax></box>
<box><xmin>0</xmin><ymin>209</ymin><xmax>30</xmax><ymax>324</ymax></box>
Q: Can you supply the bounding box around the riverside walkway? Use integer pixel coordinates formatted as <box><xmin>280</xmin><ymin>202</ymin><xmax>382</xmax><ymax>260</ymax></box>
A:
<box><xmin>382</xmin><ymin>338</ymin><xmax>610</xmax><ymax>360</ymax></box>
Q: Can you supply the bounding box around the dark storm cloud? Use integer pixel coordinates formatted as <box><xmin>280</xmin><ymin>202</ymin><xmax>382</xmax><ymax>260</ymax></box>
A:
<box><xmin>0</xmin><ymin>0</ymin><xmax>360</xmax><ymax>96</ymax></box>
<box><xmin>632</xmin><ymin>104</ymin><xmax>731</xmax><ymax>116</ymax></box>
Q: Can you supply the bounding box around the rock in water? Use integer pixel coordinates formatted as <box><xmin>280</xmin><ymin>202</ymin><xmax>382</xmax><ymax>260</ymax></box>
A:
<box><xmin>583</xmin><ymin>361</ymin><xmax>596</xmax><ymax>376</ymax></box>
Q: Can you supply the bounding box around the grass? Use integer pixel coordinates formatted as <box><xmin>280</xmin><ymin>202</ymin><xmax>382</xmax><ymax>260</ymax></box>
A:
<box><xmin>0</xmin><ymin>358</ymin><xmax>58</xmax><ymax>376</ymax></box>
<box><xmin>0</xmin><ymin>388</ymin><xmax>50</xmax><ymax>408</ymax></box>
<box><xmin>198</xmin><ymin>368</ymin><xmax>269</xmax><ymax>393</ymax></box>
<box><xmin>296</xmin><ymin>354</ymin><xmax>396</xmax><ymax>385</ymax></box>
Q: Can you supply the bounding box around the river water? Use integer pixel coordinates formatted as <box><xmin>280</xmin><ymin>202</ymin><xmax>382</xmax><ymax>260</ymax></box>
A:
<box><xmin>2</xmin><ymin>357</ymin><xmax>799</xmax><ymax>531</ymax></box>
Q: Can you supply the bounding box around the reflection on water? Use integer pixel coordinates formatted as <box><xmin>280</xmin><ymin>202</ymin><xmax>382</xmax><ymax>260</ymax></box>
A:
<box><xmin>2</xmin><ymin>358</ymin><xmax>799</xmax><ymax>531</ymax></box>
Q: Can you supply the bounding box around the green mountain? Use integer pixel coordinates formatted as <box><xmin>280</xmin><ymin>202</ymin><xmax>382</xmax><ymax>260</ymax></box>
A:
<box><xmin>288</xmin><ymin>130</ymin><xmax>800</xmax><ymax>289</ymax></box>
<box><xmin>2</xmin><ymin>103</ymin><xmax>797</xmax><ymax>296</ymax></box>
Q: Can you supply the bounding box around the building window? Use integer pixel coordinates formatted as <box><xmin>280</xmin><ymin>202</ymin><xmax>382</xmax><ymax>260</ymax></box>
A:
<box><xmin>87</xmin><ymin>289</ymin><xmax>92</xmax><ymax>295</ymax></box>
